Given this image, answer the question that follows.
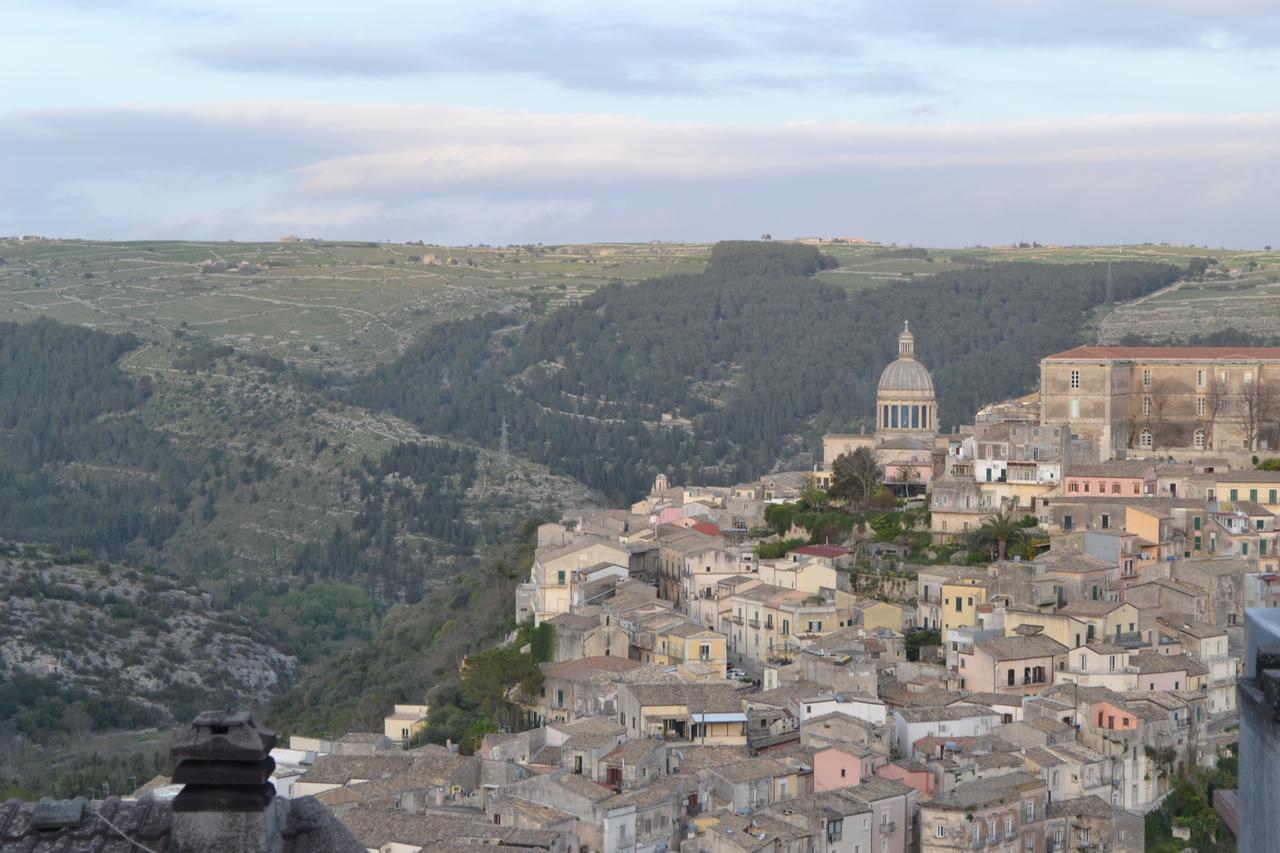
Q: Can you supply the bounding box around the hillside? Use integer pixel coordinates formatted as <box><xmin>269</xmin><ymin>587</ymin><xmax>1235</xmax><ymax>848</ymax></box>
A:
<box><xmin>0</xmin><ymin>542</ymin><xmax>294</xmax><ymax>739</ymax></box>
<box><xmin>345</xmin><ymin>243</ymin><xmax>1185</xmax><ymax>502</ymax></box>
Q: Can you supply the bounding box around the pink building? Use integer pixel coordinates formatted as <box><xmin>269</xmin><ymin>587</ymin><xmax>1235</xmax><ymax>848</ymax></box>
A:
<box><xmin>877</xmin><ymin>761</ymin><xmax>935</xmax><ymax>799</ymax></box>
<box><xmin>812</xmin><ymin>745</ymin><xmax>887</xmax><ymax>791</ymax></box>
<box><xmin>1088</xmin><ymin>700</ymin><xmax>1138</xmax><ymax>733</ymax></box>
<box><xmin>1063</xmin><ymin>462</ymin><xmax>1156</xmax><ymax>498</ymax></box>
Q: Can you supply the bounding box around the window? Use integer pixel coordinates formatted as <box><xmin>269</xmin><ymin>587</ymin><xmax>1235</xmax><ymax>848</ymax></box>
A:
<box><xmin>936</xmin><ymin>824</ymin><xmax>946</xmax><ymax>839</ymax></box>
<box><xmin>1005</xmin><ymin>815</ymin><xmax>1014</xmax><ymax>836</ymax></box>
<box><xmin>1070</xmin><ymin>370</ymin><xmax>1080</xmax><ymax>389</ymax></box>
<box><xmin>1068</xmin><ymin>482</ymin><xmax>1079</xmax><ymax>493</ymax></box>
<box><xmin>1197</xmin><ymin>397</ymin><xmax>1207</xmax><ymax>416</ymax></box>
<box><xmin>1143</xmin><ymin>396</ymin><xmax>1151</xmax><ymax>416</ymax></box>
<box><xmin>1231</xmin><ymin>488</ymin><xmax>1239</xmax><ymax>501</ymax></box>
<box><xmin>1195</xmin><ymin>515</ymin><xmax>1202</xmax><ymax>530</ymax></box>
<box><xmin>1272</xmin><ymin>489</ymin><xmax>1278</xmax><ymax>504</ymax></box>
<box><xmin>1139</xmin><ymin>428</ymin><xmax>1153</xmax><ymax>448</ymax></box>
<box><xmin>699</xmin><ymin>644</ymin><xmax>711</xmax><ymax>660</ymax></box>
<box><xmin>971</xmin><ymin>824</ymin><xmax>980</xmax><ymax>844</ymax></box>
<box><xmin>1070</xmin><ymin>398</ymin><xmax>1080</xmax><ymax>419</ymax></box>
<box><xmin>1112</xmin><ymin>482</ymin><xmax>1121</xmax><ymax>494</ymax></box>
<box><xmin>987</xmin><ymin>819</ymin><xmax>996</xmax><ymax>841</ymax></box>
<box><xmin>556</xmin><ymin>570</ymin><xmax>566</xmax><ymax>584</ymax></box>
<box><xmin>1194</xmin><ymin>429</ymin><xmax>1206</xmax><ymax>449</ymax></box>
<box><xmin>827</xmin><ymin>819</ymin><xmax>843</xmax><ymax>841</ymax></box>
<box><xmin>840</xmin><ymin>767</ymin><xmax>846</xmax><ymax>778</ymax></box>
<box><xmin>1101</xmin><ymin>514</ymin><xmax>1110</xmax><ymax>529</ymax></box>
<box><xmin>1143</xmin><ymin>369</ymin><xmax>1151</xmax><ymax>387</ymax></box>
<box><xmin>956</xmin><ymin>598</ymin><xmax>963</xmax><ymax>613</ymax></box>
<box><xmin>1063</xmin><ymin>515</ymin><xmax>1074</xmax><ymax>531</ymax></box>
<box><xmin>1198</xmin><ymin>369</ymin><xmax>1205</xmax><ymax>387</ymax></box>
<box><xmin>1195</xmin><ymin>535</ymin><xmax>1202</xmax><ymax>550</ymax></box>
<box><xmin>1245</xmin><ymin>372</ymin><xmax>1253</xmax><ymax>385</ymax></box>
<box><xmin>1079</xmin><ymin>653</ymin><xmax>1088</xmax><ymax>671</ymax></box>
<box><xmin>1253</xmin><ymin>488</ymin><xmax>1260</xmax><ymax>502</ymax></box>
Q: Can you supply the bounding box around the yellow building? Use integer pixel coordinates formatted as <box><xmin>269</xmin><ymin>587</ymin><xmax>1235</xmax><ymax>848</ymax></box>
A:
<box><xmin>1214</xmin><ymin>470</ymin><xmax>1280</xmax><ymax>512</ymax></box>
<box><xmin>655</xmin><ymin>623</ymin><xmax>727</xmax><ymax>674</ymax></box>
<box><xmin>940</xmin><ymin>576</ymin><xmax>991</xmax><ymax>633</ymax></box>
<box><xmin>1057</xmin><ymin>601</ymin><xmax>1141</xmax><ymax>644</ymax></box>
<box><xmin>383</xmin><ymin>703</ymin><xmax>429</xmax><ymax>745</ymax></box>
<box><xmin>725</xmin><ymin>583</ymin><xmax>837</xmax><ymax>667</ymax></box>
<box><xmin>851</xmin><ymin>600</ymin><xmax>907</xmax><ymax>632</ymax></box>
<box><xmin>1002</xmin><ymin>608</ymin><xmax>1090</xmax><ymax>649</ymax></box>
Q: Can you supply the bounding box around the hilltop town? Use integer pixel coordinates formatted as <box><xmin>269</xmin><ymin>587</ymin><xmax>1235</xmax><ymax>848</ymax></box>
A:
<box><xmin>196</xmin><ymin>321</ymin><xmax>1280</xmax><ymax>853</ymax></box>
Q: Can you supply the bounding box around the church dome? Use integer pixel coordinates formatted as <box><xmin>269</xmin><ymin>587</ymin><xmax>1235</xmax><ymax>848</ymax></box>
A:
<box><xmin>876</xmin><ymin>320</ymin><xmax>934</xmax><ymax>393</ymax></box>
<box><xmin>877</xmin><ymin>357</ymin><xmax>935</xmax><ymax>393</ymax></box>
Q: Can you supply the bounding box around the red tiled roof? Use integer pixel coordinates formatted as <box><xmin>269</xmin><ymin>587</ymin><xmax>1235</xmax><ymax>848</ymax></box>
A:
<box><xmin>1045</xmin><ymin>346</ymin><xmax>1280</xmax><ymax>361</ymax></box>
<box><xmin>692</xmin><ymin>521</ymin><xmax>722</xmax><ymax>537</ymax></box>
<box><xmin>790</xmin><ymin>545</ymin><xmax>849</xmax><ymax>558</ymax></box>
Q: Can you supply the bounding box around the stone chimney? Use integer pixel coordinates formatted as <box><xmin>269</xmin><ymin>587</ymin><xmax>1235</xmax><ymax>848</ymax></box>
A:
<box><xmin>171</xmin><ymin>710</ymin><xmax>282</xmax><ymax>853</ymax></box>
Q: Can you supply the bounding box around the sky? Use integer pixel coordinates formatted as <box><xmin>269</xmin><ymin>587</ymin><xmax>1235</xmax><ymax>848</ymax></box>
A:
<box><xmin>2</xmin><ymin>0</ymin><xmax>1279</xmax><ymax>246</ymax></box>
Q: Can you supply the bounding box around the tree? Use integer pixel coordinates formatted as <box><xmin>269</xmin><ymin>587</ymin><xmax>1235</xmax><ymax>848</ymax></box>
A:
<box><xmin>1147</xmin><ymin>378</ymin><xmax>1178</xmax><ymax>447</ymax></box>
<box><xmin>974</xmin><ymin>511</ymin><xmax>1026</xmax><ymax>561</ymax></box>
<box><xmin>829</xmin><ymin>448</ymin><xmax>883</xmax><ymax>508</ymax></box>
<box><xmin>1204</xmin><ymin>373</ymin><xmax>1230</xmax><ymax>449</ymax></box>
<box><xmin>1240</xmin><ymin>377</ymin><xmax>1278</xmax><ymax>451</ymax></box>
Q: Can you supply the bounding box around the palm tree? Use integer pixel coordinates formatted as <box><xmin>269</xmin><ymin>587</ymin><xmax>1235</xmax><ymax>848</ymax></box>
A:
<box><xmin>977</xmin><ymin>511</ymin><xmax>1026</xmax><ymax>561</ymax></box>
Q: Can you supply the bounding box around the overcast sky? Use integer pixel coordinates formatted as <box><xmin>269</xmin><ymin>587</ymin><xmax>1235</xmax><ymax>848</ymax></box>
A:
<box><xmin>3</xmin><ymin>0</ymin><xmax>1279</xmax><ymax>246</ymax></box>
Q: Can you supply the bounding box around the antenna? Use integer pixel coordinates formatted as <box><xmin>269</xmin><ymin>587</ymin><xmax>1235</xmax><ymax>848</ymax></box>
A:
<box><xmin>499</xmin><ymin>415</ymin><xmax>510</xmax><ymax>461</ymax></box>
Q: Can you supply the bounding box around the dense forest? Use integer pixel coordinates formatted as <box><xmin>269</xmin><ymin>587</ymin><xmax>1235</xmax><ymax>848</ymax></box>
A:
<box><xmin>290</xmin><ymin>441</ymin><xmax>479</xmax><ymax>601</ymax></box>
<box><xmin>345</xmin><ymin>243</ymin><xmax>1184</xmax><ymax>502</ymax></box>
<box><xmin>0</xmin><ymin>319</ymin><xmax>190</xmax><ymax>554</ymax></box>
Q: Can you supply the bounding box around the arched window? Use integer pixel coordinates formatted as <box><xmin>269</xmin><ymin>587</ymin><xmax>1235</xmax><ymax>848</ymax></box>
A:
<box><xmin>1194</xmin><ymin>429</ymin><xmax>1206</xmax><ymax>450</ymax></box>
<box><xmin>1139</xmin><ymin>429</ymin><xmax>1153</xmax><ymax>449</ymax></box>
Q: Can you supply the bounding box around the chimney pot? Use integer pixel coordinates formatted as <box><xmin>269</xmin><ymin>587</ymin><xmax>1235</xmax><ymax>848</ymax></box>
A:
<box><xmin>171</xmin><ymin>711</ymin><xmax>283</xmax><ymax>853</ymax></box>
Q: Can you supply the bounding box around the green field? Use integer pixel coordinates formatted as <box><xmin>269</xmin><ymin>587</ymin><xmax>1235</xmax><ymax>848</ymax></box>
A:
<box><xmin>0</xmin><ymin>239</ymin><xmax>709</xmax><ymax>371</ymax></box>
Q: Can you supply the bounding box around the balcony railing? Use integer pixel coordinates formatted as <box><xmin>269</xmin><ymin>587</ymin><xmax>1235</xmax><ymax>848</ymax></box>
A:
<box><xmin>747</xmin><ymin>618</ymin><xmax>761</xmax><ymax>628</ymax></box>
<box><xmin>879</xmin><ymin>821</ymin><xmax>896</xmax><ymax>835</ymax></box>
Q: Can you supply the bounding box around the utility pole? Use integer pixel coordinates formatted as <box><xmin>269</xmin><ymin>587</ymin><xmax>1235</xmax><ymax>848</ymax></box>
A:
<box><xmin>499</xmin><ymin>415</ymin><xmax>510</xmax><ymax>462</ymax></box>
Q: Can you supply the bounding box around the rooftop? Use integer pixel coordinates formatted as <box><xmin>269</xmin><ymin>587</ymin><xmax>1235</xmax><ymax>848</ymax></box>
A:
<box><xmin>0</xmin><ymin>795</ymin><xmax>362</xmax><ymax>853</ymax></box>
<box><xmin>540</xmin><ymin>656</ymin><xmax>644</xmax><ymax>681</ymax></box>
<box><xmin>1045</xmin><ymin>345</ymin><xmax>1280</xmax><ymax>361</ymax></box>
<box><xmin>928</xmin><ymin>772</ymin><xmax>1044</xmax><ymax>811</ymax></box>
<box><xmin>896</xmin><ymin>703</ymin><xmax>1000</xmax><ymax>724</ymax></box>
<box><xmin>974</xmin><ymin>634</ymin><xmax>1068</xmax><ymax>661</ymax></box>
<box><xmin>1047</xmin><ymin>794</ymin><xmax>1121</xmax><ymax>820</ymax></box>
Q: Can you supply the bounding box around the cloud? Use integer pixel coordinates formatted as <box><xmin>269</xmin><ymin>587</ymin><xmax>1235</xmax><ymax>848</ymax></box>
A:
<box><xmin>1</xmin><ymin>102</ymin><xmax>1277</xmax><ymax>247</ymax></box>
<box><xmin>840</xmin><ymin>0</ymin><xmax>1280</xmax><ymax>50</ymax></box>
<box><xmin>174</xmin><ymin>8</ymin><xmax>937</xmax><ymax>97</ymax></box>
<box><xmin>37</xmin><ymin>0</ymin><xmax>235</xmax><ymax>23</ymax></box>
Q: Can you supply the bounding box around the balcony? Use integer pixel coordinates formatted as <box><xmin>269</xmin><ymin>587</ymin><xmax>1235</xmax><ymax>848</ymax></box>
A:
<box><xmin>729</xmin><ymin>615</ymin><xmax>743</xmax><ymax>625</ymax></box>
<box><xmin>878</xmin><ymin>821</ymin><xmax>896</xmax><ymax>836</ymax></box>
<box><xmin>747</xmin><ymin>618</ymin><xmax>761</xmax><ymax>629</ymax></box>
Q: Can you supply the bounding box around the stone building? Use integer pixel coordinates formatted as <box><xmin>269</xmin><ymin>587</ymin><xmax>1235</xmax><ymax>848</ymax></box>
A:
<box><xmin>1040</xmin><ymin>344</ymin><xmax>1280</xmax><ymax>458</ymax></box>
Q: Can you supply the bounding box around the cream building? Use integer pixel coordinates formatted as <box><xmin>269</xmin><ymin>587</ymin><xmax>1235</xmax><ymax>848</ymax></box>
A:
<box><xmin>1040</xmin><ymin>345</ymin><xmax>1280</xmax><ymax>457</ymax></box>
